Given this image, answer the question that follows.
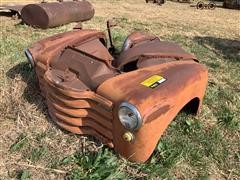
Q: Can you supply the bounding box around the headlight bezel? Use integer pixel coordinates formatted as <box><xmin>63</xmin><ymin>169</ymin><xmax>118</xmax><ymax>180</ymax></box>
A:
<box><xmin>118</xmin><ymin>102</ymin><xmax>142</xmax><ymax>131</ymax></box>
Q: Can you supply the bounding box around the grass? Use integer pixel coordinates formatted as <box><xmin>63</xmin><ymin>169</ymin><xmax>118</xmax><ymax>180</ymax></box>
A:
<box><xmin>0</xmin><ymin>0</ymin><xmax>240</xmax><ymax>179</ymax></box>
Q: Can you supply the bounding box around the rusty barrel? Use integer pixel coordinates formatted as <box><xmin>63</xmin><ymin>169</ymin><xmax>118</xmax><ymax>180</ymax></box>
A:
<box><xmin>21</xmin><ymin>1</ymin><xmax>95</xmax><ymax>29</ymax></box>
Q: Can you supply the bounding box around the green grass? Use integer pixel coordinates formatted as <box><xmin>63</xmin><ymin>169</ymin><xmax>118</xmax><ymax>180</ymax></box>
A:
<box><xmin>0</xmin><ymin>0</ymin><xmax>239</xmax><ymax>179</ymax></box>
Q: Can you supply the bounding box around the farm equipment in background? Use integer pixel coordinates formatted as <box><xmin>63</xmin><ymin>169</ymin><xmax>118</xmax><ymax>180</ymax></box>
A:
<box><xmin>146</xmin><ymin>0</ymin><xmax>166</xmax><ymax>5</ymax></box>
<box><xmin>196</xmin><ymin>1</ymin><xmax>216</xmax><ymax>9</ymax></box>
<box><xmin>190</xmin><ymin>1</ymin><xmax>217</xmax><ymax>9</ymax></box>
<box><xmin>0</xmin><ymin>4</ymin><xmax>23</xmax><ymax>17</ymax></box>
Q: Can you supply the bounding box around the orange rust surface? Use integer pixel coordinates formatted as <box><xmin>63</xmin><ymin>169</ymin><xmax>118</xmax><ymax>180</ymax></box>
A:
<box><xmin>29</xmin><ymin>29</ymin><xmax>107</xmax><ymax>66</ymax></box>
<box><xmin>27</xmin><ymin>29</ymin><xmax>208</xmax><ymax>162</ymax></box>
<box><xmin>97</xmin><ymin>61</ymin><xmax>208</xmax><ymax>162</ymax></box>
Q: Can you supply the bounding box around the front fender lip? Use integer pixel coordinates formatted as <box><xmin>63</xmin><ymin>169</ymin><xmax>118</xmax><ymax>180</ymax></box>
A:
<box><xmin>113</xmin><ymin>95</ymin><xmax>203</xmax><ymax>163</ymax></box>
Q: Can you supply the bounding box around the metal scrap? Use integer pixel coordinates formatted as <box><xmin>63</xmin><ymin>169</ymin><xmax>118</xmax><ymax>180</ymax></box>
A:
<box><xmin>0</xmin><ymin>0</ymin><xmax>95</xmax><ymax>29</ymax></box>
<box><xmin>21</xmin><ymin>0</ymin><xmax>95</xmax><ymax>29</ymax></box>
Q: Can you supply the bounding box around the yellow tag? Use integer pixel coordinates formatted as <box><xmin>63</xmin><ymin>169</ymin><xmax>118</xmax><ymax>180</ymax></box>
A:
<box><xmin>141</xmin><ymin>75</ymin><xmax>166</xmax><ymax>88</ymax></box>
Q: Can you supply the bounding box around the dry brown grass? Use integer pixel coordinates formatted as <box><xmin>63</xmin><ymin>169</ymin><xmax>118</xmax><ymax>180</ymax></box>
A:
<box><xmin>0</xmin><ymin>0</ymin><xmax>239</xmax><ymax>179</ymax></box>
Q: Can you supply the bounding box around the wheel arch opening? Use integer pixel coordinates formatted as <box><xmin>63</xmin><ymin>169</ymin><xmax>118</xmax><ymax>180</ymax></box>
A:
<box><xmin>181</xmin><ymin>97</ymin><xmax>201</xmax><ymax>115</ymax></box>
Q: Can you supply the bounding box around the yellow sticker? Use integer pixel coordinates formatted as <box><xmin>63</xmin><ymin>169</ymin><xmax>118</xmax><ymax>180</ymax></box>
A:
<box><xmin>141</xmin><ymin>75</ymin><xmax>166</xmax><ymax>89</ymax></box>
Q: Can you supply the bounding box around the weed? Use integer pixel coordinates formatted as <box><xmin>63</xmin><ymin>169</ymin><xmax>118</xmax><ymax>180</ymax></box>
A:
<box><xmin>217</xmin><ymin>106</ymin><xmax>239</xmax><ymax>129</ymax></box>
<box><xmin>66</xmin><ymin>148</ymin><xmax>125</xmax><ymax>179</ymax></box>
<box><xmin>10</xmin><ymin>134</ymin><xmax>28</xmax><ymax>152</ymax></box>
<box><xmin>19</xmin><ymin>170</ymin><xmax>31</xmax><ymax>180</ymax></box>
<box><xmin>29</xmin><ymin>146</ymin><xmax>49</xmax><ymax>163</ymax></box>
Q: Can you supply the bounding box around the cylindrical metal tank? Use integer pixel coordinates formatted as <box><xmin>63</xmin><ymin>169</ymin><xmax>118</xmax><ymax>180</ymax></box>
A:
<box><xmin>21</xmin><ymin>1</ymin><xmax>95</xmax><ymax>29</ymax></box>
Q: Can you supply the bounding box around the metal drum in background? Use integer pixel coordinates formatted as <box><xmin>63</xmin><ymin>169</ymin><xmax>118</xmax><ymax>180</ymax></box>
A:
<box><xmin>21</xmin><ymin>1</ymin><xmax>95</xmax><ymax>29</ymax></box>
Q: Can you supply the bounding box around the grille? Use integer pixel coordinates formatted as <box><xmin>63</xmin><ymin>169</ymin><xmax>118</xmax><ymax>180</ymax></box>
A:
<box><xmin>36</xmin><ymin>66</ymin><xmax>114</xmax><ymax>148</ymax></box>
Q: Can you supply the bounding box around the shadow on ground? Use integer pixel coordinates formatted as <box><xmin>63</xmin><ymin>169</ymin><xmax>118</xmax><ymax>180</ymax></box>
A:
<box><xmin>194</xmin><ymin>36</ymin><xmax>240</xmax><ymax>63</ymax></box>
<box><xmin>6</xmin><ymin>62</ymin><xmax>73</xmax><ymax>132</ymax></box>
<box><xmin>6</xmin><ymin>62</ymin><xmax>47</xmax><ymax>114</ymax></box>
<box><xmin>6</xmin><ymin>62</ymin><xmax>102</xmax><ymax>143</ymax></box>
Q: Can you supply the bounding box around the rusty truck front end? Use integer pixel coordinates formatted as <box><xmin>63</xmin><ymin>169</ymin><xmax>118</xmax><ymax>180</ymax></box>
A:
<box><xmin>25</xmin><ymin>29</ymin><xmax>208</xmax><ymax>162</ymax></box>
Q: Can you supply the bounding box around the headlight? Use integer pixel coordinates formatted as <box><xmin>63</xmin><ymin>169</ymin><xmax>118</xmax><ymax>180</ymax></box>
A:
<box><xmin>24</xmin><ymin>49</ymin><xmax>35</xmax><ymax>67</ymax></box>
<box><xmin>118</xmin><ymin>102</ymin><xmax>142</xmax><ymax>131</ymax></box>
<box><xmin>122</xmin><ymin>38</ymin><xmax>131</xmax><ymax>51</ymax></box>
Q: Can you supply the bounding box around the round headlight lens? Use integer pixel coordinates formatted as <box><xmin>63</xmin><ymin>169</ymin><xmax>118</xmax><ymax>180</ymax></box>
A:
<box><xmin>118</xmin><ymin>102</ymin><xmax>142</xmax><ymax>131</ymax></box>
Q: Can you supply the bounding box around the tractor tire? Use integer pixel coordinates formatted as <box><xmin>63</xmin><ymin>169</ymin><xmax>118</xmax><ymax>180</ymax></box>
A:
<box><xmin>197</xmin><ymin>1</ymin><xmax>205</xmax><ymax>9</ymax></box>
<box><xmin>208</xmin><ymin>2</ymin><xmax>216</xmax><ymax>10</ymax></box>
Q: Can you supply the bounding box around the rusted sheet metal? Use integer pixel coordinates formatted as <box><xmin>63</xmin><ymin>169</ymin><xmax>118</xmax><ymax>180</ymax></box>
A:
<box><xmin>21</xmin><ymin>1</ymin><xmax>94</xmax><ymax>29</ymax></box>
<box><xmin>26</xmin><ymin>29</ymin><xmax>107</xmax><ymax>66</ymax></box>
<box><xmin>44</xmin><ymin>65</ymin><xmax>115</xmax><ymax>147</ymax></box>
<box><xmin>117</xmin><ymin>38</ymin><xmax>198</xmax><ymax>69</ymax></box>
<box><xmin>25</xmin><ymin>29</ymin><xmax>208</xmax><ymax>162</ymax></box>
<box><xmin>97</xmin><ymin>61</ymin><xmax>208</xmax><ymax>162</ymax></box>
<box><xmin>121</xmin><ymin>31</ymin><xmax>159</xmax><ymax>52</ymax></box>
